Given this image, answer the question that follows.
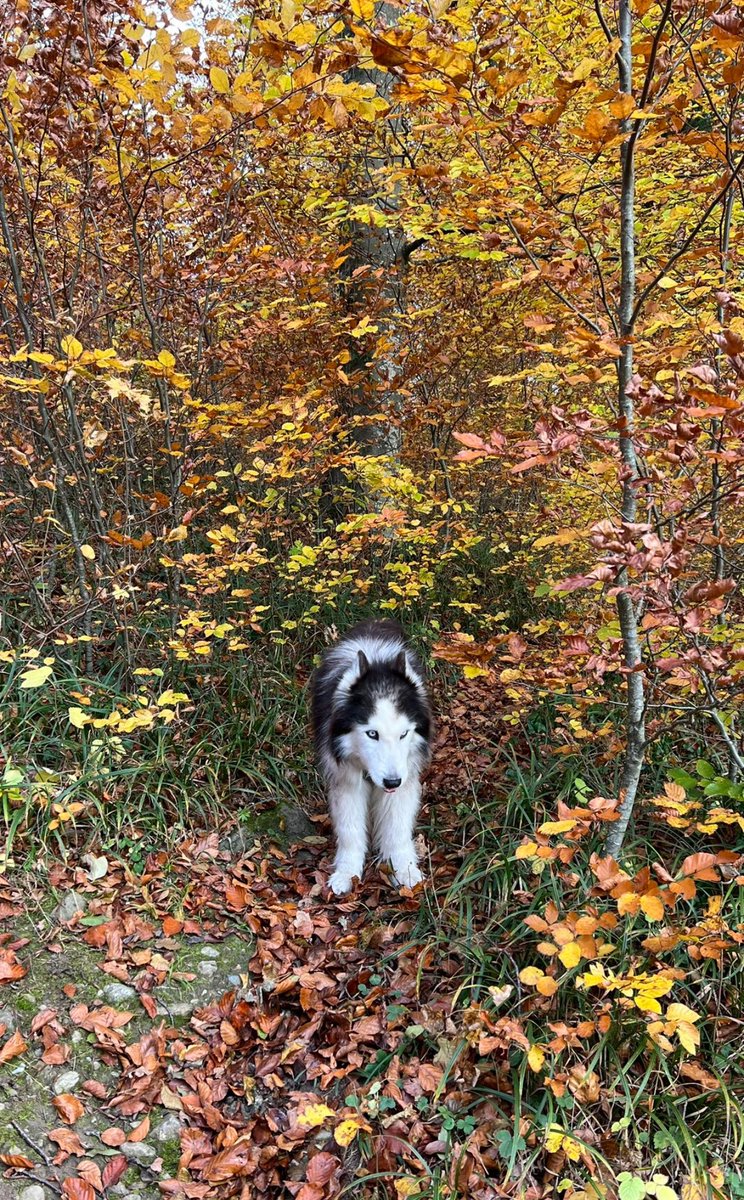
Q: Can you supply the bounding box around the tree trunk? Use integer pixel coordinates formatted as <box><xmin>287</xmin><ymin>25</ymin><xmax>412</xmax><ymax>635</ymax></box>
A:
<box><xmin>605</xmin><ymin>0</ymin><xmax>647</xmax><ymax>859</ymax></box>
<box><xmin>340</xmin><ymin>1</ymin><xmax>407</xmax><ymax>465</ymax></box>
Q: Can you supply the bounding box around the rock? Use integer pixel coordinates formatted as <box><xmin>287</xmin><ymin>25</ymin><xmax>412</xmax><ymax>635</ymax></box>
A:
<box><xmin>153</xmin><ymin>1113</ymin><xmax>183</xmax><ymax>1143</ymax></box>
<box><xmin>120</xmin><ymin>1141</ymin><xmax>157</xmax><ymax>1165</ymax></box>
<box><xmin>219</xmin><ymin>825</ymin><xmax>255</xmax><ymax>856</ymax></box>
<box><xmin>20</xmin><ymin>1187</ymin><xmax>47</xmax><ymax>1200</ymax></box>
<box><xmin>200</xmin><ymin>946</ymin><xmax>219</xmax><ymax>959</ymax></box>
<box><xmin>159</xmin><ymin>999</ymin><xmax>195</xmax><ymax>1019</ymax></box>
<box><xmin>101</xmin><ymin>982</ymin><xmax>137</xmax><ymax>1005</ymax></box>
<box><xmin>53</xmin><ymin>1069</ymin><xmax>80</xmax><ymax>1095</ymax></box>
<box><xmin>227</xmin><ymin>975</ymin><xmax>242</xmax><ymax>986</ymax></box>
<box><xmin>198</xmin><ymin>961</ymin><xmax>217</xmax><ymax>977</ymax></box>
<box><xmin>53</xmin><ymin>890</ymin><xmax>87</xmax><ymax>922</ymax></box>
<box><xmin>280</xmin><ymin>801</ymin><xmax>316</xmax><ymax>841</ymax></box>
<box><xmin>0</xmin><ymin>1006</ymin><xmax>17</xmax><ymax>1032</ymax></box>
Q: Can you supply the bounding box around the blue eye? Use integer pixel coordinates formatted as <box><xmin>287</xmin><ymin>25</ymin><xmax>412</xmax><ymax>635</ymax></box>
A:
<box><xmin>366</xmin><ymin>730</ymin><xmax>379</xmax><ymax>740</ymax></box>
<box><xmin>400</xmin><ymin>730</ymin><xmax>409</xmax><ymax>739</ymax></box>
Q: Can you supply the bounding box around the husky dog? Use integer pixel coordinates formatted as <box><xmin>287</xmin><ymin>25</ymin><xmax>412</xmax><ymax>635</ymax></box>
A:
<box><xmin>311</xmin><ymin>619</ymin><xmax>432</xmax><ymax>895</ymax></box>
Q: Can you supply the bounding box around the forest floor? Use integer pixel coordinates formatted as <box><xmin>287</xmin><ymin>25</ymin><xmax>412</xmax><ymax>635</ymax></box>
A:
<box><xmin>0</xmin><ymin>804</ymin><xmax>512</xmax><ymax>1200</ymax></box>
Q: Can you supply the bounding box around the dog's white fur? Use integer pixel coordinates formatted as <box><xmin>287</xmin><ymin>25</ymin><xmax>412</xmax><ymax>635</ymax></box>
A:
<box><xmin>311</xmin><ymin>622</ymin><xmax>431</xmax><ymax>895</ymax></box>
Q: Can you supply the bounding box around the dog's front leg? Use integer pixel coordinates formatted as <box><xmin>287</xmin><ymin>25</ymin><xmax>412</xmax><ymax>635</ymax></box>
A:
<box><xmin>327</xmin><ymin>765</ymin><xmax>368</xmax><ymax>895</ymax></box>
<box><xmin>374</xmin><ymin>780</ymin><xmax>423</xmax><ymax>890</ymax></box>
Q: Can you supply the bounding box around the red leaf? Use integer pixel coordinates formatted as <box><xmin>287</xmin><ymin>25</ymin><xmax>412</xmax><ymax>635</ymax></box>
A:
<box><xmin>139</xmin><ymin>992</ymin><xmax>158</xmax><ymax>1019</ymax></box>
<box><xmin>101</xmin><ymin>1155</ymin><xmax>128</xmax><ymax>1191</ymax></box>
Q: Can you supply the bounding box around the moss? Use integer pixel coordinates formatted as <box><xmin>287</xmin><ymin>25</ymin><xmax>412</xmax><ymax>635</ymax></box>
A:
<box><xmin>14</xmin><ymin>993</ymin><xmax>36</xmax><ymax>1013</ymax></box>
<box><xmin>159</xmin><ymin>1137</ymin><xmax>182</xmax><ymax>1178</ymax></box>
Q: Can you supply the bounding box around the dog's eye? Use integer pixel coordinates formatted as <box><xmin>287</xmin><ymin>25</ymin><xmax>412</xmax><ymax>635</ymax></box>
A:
<box><xmin>400</xmin><ymin>730</ymin><xmax>409</xmax><ymax>740</ymax></box>
<box><xmin>366</xmin><ymin>730</ymin><xmax>379</xmax><ymax>740</ymax></box>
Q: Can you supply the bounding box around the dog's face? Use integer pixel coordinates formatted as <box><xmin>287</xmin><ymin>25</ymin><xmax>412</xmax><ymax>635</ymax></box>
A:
<box><xmin>333</xmin><ymin>650</ymin><xmax>429</xmax><ymax>792</ymax></box>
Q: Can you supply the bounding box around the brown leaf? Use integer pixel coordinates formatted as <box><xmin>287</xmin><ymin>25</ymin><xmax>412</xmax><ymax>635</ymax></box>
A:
<box><xmin>82</xmin><ymin>1080</ymin><xmax>108</xmax><ymax>1099</ymax></box>
<box><xmin>31</xmin><ymin>1007</ymin><xmax>58</xmax><ymax>1034</ymax></box>
<box><xmin>49</xmin><ymin>1126</ymin><xmax>85</xmax><ymax>1162</ymax></box>
<box><xmin>0</xmin><ymin>1029</ymin><xmax>28</xmax><ymax>1063</ymax></box>
<box><xmin>0</xmin><ymin>948</ymin><xmax>27</xmax><ymax>983</ymax></box>
<box><xmin>62</xmin><ymin>1179</ymin><xmax>96</xmax><ymax>1200</ymax></box>
<box><xmin>53</xmin><ymin>1093</ymin><xmax>85</xmax><ymax>1124</ymax></box>
<box><xmin>306</xmin><ymin>1152</ymin><xmax>341</xmax><ymax>1185</ymax></box>
<box><xmin>0</xmin><ymin>1152</ymin><xmax>35</xmax><ymax>1169</ymax></box>
<box><xmin>100</xmin><ymin>1127</ymin><xmax>126</xmax><ymax>1147</ymax></box>
<box><xmin>77</xmin><ymin>1159</ymin><xmax>104</xmax><ymax>1192</ymax></box>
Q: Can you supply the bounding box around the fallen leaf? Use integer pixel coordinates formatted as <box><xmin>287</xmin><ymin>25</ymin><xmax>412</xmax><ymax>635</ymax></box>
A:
<box><xmin>101</xmin><ymin>1127</ymin><xmax>127</xmax><ymax>1147</ymax></box>
<box><xmin>53</xmin><ymin>1093</ymin><xmax>85</xmax><ymax>1124</ymax></box>
<box><xmin>0</xmin><ymin>1029</ymin><xmax>28</xmax><ymax>1063</ymax></box>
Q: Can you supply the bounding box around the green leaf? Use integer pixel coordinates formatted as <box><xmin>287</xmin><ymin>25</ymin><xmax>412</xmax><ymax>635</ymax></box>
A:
<box><xmin>668</xmin><ymin>769</ymin><xmax>698</xmax><ymax>791</ymax></box>
<box><xmin>618</xmin><ymin>1176</ymin><xmax>647</xmax><ymax>1200</ymax></box>
<box><xmin>695</xmin><ymin>759</ymin><xmax>716</xmax><ymax>780</ymax></box>
<box><xmin>703</xmin><ymin>779</ymin><xmax>733</xmax><ymax>796</ymax></box>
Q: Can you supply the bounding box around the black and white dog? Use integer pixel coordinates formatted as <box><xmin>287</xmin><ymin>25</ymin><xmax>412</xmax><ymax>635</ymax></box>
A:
<box><xmin>311</xmin><ymin>619</ymin><xmax>432</xmax><ymax>894</ymax></box>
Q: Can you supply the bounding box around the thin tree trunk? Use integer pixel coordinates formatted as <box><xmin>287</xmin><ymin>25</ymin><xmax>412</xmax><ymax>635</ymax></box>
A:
<box><xmin>605</xmin><ymin>0</ymin><xmax>647</xmax><ymax>859</ymax></box>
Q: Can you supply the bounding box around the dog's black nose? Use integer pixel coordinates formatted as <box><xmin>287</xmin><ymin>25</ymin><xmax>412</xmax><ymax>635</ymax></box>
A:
<box><xmin>383</xmin><ymin>777</ymin><xmax>401</xmax><ymax>790</ymax></box>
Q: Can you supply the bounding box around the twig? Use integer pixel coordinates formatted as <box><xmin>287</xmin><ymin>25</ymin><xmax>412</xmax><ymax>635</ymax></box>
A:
<box><xmin>10</xmin><ymin>1119</ymin><xmax>55</xmax><ymax>1170</ymax></box>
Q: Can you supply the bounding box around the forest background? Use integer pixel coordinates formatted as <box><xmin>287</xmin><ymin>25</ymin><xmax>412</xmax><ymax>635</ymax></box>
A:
<box><xmin>1</xmin><ymin>1</ymin><xmax>744</xmax><ymax>1198</ymax></box>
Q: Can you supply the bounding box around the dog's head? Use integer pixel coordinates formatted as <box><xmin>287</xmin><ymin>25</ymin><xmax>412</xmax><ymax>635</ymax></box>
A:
<box><xmin>332</xmin><ymin>650</ymin><xmax>430</xmax><ymax>791</ymax></box>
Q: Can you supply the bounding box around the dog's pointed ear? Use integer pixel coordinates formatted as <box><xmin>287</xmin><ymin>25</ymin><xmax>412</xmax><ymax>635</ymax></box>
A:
<box><xmin>393</xmin><ymin>650</ymin><xmax>407</xmax><ymax>676</ymax></box>
<box><xmin>357</xmin><ymin>650</ymin><xmax>370</xmax><ymax>676</ymax></box>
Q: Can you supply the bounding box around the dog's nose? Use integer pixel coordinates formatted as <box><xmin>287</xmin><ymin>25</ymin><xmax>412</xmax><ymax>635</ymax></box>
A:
<box><xmin>383</xmin><ymin>777</ymin><xmax>401</xmax><ymax>790</ymax></box>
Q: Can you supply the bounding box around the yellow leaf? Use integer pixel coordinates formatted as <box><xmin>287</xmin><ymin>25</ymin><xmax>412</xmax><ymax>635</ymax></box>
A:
<box><xmin>463</xmin><ymin>664</ymin><xmax>489</xmax><ymax>678</ymax></box>
<box><xmin>536</xmin><ymin>975</ymin><xmax>559</xmax><ymax>997</ymax></box>
<box><xmin>158</xmin><ymin>348</ymin><xmax>176</xmax><ymax>368</ymax></box>
<box><xmin>657</xmin><ymin>276</ymin><xmax>678</xmax><ymax>290</ymax></box>
<box><xmin>20</xmin><ymin>665</ymin><xmax>53</xmax><ymax>689</ymax></box>
<box><xmin>559</xmin><ymin>941</ymin><xmax>582</xmax><ymax>969</ymax></box>
<box><xmin>666</xmin><ymin>1003</ymin><xmax>700</xmax><ymax>1025</ymax></box>
<box><xmin>519</xmin><ymin>966</ymin><xmax>543</xmax><ymax>986</ymax></box>
<box><xmin>157</xmin><ymin>689</ymin><xmax>190</xmax><ymax>707</ymax></box>
<box><xmin>640</xmin><ymin>893</ymin><xmax>664</xmax><ymax>921</ymax></box>
<box><xmin>609</xmin><ymin>93</ymin><xmax>635</xmax><ymax>119</ymax></box>
<box><xmin>515</xmin><ymin>841</ymin><xmax>538</xmax><ymax>859</ymax></box>
<box><xmin>334</xmin><ymin>1118</ymin><xmax>366</xmax><ymax>1146</ymax></box>
<box><xmin>676</xmin><ymin>1022</ymin><xmax>700</xmax><ymax>1054</ymax></box>
<box><xmin>68</xmin><ymin>707</ymin><xmax>90</xmax><ymax>729</ymax></box>
<box><xmin>61</xmin><ymin>335</ymin><xmax>83</xmax><ymax>360</ymax></box>
<box><xmin>297</xmin><ymin>1102</ymin><xmax>334</xmax><ymax>1128</ymax></box>
<box><xmin>527</xmin><ymin>1044</ymin><xmax>545</xmax><ymax>1072</ymax></box>
<box><xmin>538</xmin><ymin>819</ymin><xmax>577</xmax><ymax>835</ymax></box>
<box><xmin>80</xmin><ymin>544</ymin><xmax>95</xmax><ymax>561</ymax></box>
<box><xmin>395</xmin><ymin>1180</ymin><xmax>421</xmax><ymax>1200</ymax></box>
<box><xmin>209</xmin><ymin>66</ymin><xmax>230</xmax><ymax>94</ymax></box>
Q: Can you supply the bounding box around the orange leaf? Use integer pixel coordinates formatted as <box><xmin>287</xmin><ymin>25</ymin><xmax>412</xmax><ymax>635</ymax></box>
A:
<box><xmin>62</xmin><ymin>1180</ymin><xmax>95</xmax><ymax>1200</ymax></box>
<box><xmin>128</xmin><ymin>1115</ymin><xmax>150</xmax><ymax>1143</ymax></box>
<box><xmin>0</xmin><ymin>1029</ymin><xmax>28</xmax><ymax>1063</ymax></box>
<box><xmin>101</xmin><ymin>1127</ymin><xmax>126</xmax><ymax>1147</ymax></box>
<box><xmin>53</xmin><ymin>1093</ymin><xmax>85</xmax><ymax>1125</ymax></box>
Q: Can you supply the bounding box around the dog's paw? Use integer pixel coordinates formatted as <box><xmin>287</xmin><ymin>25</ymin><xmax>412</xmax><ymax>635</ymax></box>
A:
<box><xmin>328</xmin><ymin>871</ymin><xmax>354</xmax><ymax>895</ymax></box>
<box><xmin>392</xmin><ymin>862</ymin><xmax>423</xmax><ymax>890</ymax></box>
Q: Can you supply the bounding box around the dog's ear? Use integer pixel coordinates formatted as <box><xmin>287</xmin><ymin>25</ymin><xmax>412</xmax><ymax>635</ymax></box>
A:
<box><xmin>357</xmin><ymin>650</ymin><xmax>370</xmax><ymax>676</ymax></box>
<box><xmin>393</xmin><ymin>650</ymin><xmax>407</xmax><ymax>676</ymax></box>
